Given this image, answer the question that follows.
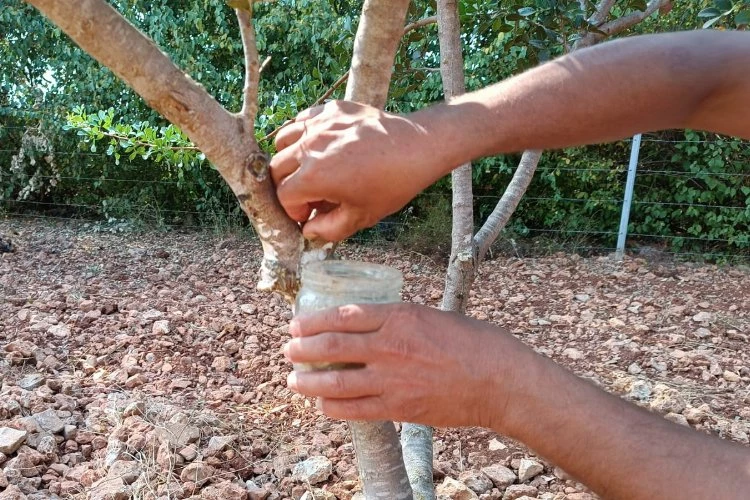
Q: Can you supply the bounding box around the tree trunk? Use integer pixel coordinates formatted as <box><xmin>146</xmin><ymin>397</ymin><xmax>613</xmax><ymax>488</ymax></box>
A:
<box><xmin>24</xmin><ymin>0</ymin><xmax>304</xmax><ymax>300</ymax></box>
<box><xmin>344</xmin><ymin>1</ymin><xmax>416</xmax><ymax>499</ymax></box>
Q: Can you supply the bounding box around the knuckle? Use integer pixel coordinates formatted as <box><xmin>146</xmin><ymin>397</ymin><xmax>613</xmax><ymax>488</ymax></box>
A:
<box><xmin>319</xmin><ymin>332</ymin><xmax>343</xmax><ymax>356</ymax></box>
<box><xmin>327</xmin><ymin>371</ymin><xmax>349</xmax><ymax>395</ymax></box>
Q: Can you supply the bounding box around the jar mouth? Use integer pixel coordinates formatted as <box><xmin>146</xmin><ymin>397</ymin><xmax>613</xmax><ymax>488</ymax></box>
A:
<box><xmin>301</xmin><ymin>260</ymin><xmax>403</xmax><ymax>291</ymax></box>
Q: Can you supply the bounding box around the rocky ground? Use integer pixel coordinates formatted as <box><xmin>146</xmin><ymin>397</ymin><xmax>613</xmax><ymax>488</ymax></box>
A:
<box><xmin>1</xmin><ymin>218</ymin><xmax>749</xmax><ymax>500</ymax></box>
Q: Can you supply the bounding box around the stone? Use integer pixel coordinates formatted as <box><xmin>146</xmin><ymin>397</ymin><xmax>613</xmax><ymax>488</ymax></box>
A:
<box><xmin>692</xmin><ymin>312</ymin><xmax>714</xmax><ymax>323</ymax></box>
<box><xmin>122</xmin><ymin>402</ymin><xmax>145</xmax><ymax>418</ymax></box>
<box><xmin>178</xmin><ymin>444</ymin><xmax>199</xmax><ymax>462</ymax></box>
<box><xmin>300</xmin><ymin>489</ymin><xmax>336</xmax><ymax>500</ymax></box>
<box><xmin>35</xmin><ymin>435</ymin><xmax>57</xmax><ymax>455</ymax></box>
<box><xmin>180</xmin><ymin>462</ymin><xmax>215</xmax><ymax>487</ymax></box>
<box><xmin>17</xmin><ymin>374</ymin><xmax>45</xmax><ymax>391</ymax></box>
<box><xmin>48</xmin><ymin>324</ymin><xmax>70</xmax><ymax>338</ymax></box>
<box><xmin>33</xmin><ymin>409</ymin><xmax>65</xmax><ymax>434</ymax></box>
<box><xmin>459</xmin><ymin>470</ymin><xmax>494</xmax><ymax>495</ymax></box>
<box><xmin>664</xmin><ymin>413</ymin><xmax>689</xmax><ymax>427</ymax></box>
<box><xmin>436</xmin><ymin>477</ymin><xmax>479</xmax><ymax>500</ymax></box>
<box><xmin>140</xmin><ymin>309</ymin><xmax>164</xmax><ymax>322</ymax></box>
<box><xmin>63</xmin><ymin>425</ymin><xmax>78</xmax><ymax>441</ymax></box>
<box><xmin>628</xmin><ymin>380</ymin><xmax>652</xmax><ymax>401</ymax></box>
<box><xmin>562</xmin><ymin>348</ymin><xmax>583</xmax><ymax>360</ymax></box>
<box><xmin>649</xmin><ymin>387</ymin><xmax>686</xmax><ymax>414</ymax></box>
<box><xmin>212</xmin><ymin>356</ymin><xmax>233</xmax><ymax>372</ymax></box>
<box><xmin>292</xmin><ymin>456</ymin><xmax>332</xmax><ymax>485</ymax></box>
<box><xmin>518</xmin><ymin>459</ymin><xmax>543</xmax><ymax>482</ymax></box>
<box><xmin>107</xmin><ymin>460</ymin><xmax>141</xmax><ymax>485</ymax></box>
<box><xmin>574</xmin><ymin>294</ymin><xmax>590</xmax><ymax>303</ymax></box>
<box><xmin>0</xmin><ymin>428</ymin><xmax>28</xmax><ymax>454</ymax></box>
<box><xmin>124</xmin><ymin>373</ymin><xmax>147</xmax><ymax>388</ymax></box>
<box><xmin>723</xmin><ymin>370</ymin><xmax>741</xmax><ymax>383</ymax></box>
<box><xmin>502</xmin><ymin>484</ymin><xmax>539</xmax><ymax>500</ymax></box>
<box><xmin>206</xmin><ymin>435</ymin><xmax>236</xmax><ymax>456</ymax></box>
<box><xmin>155</xmin><ymin>422</ymin><xmax>200</xmax><ymax>449</ymax></box>
<box><xmin>201</xmin><ymin>481</ymin><xmax>250</xmax><ymax>500</ymax></box>
<box><xmin>240</xmin><ymin>304</ymin><xmax>257</xmax><ymax>315</ymax></box>
<box><xmin>245</xmin><ymin>480</ymin><xmax>270</xmax><ymax>500</ymax></box>
<box><xmin>89</xmin><ymin>477</ymin><xmax>130</xmax><ymax>500</ymax></box>
<box><xmin>683</xmin><ymin>406</ymin><xmax>705</xmax><ymax>424</ymax></box>
<box><xmin>627</xmin><ymin>363</ymin><xmax>642</xmax><ymax>375</ymax></box>
<box><xmin>481</xmin><ymin>465</ymin><xmax>516</xmax><ymax>489</ymax></box>
<box><xmin>152</xmin><ymin>320</ymin><xmax>170</xmax><ymax>335</ymax></box>
<box><xmin>0</xmin><ymin>484</ymin><xmax>27</xmax><ymax>500</ymax></box>
<box><xmin>488</xmin><ymin>438</ymin><xmax>507</xmax><ymax>451</ymax></box>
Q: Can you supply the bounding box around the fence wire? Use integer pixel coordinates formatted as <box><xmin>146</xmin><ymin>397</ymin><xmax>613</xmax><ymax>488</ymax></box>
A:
<box><xmin>2</xmin><ymin>125</ymin><xmax>749</xmax><ymax>263</ymax></box>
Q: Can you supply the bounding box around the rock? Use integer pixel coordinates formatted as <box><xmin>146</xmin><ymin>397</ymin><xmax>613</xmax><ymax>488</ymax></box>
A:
<box><xmin>206</xmin><ymin>435</ymin><xmax>236</xmax><ymax>456</ymax></box>
<box><xmin>574</xmin><ymin>294</ymin><xmax>590</xmax><ymax>303</ymax></box>
<box><xmin>628</xmin><ymin>380</ymin><xmax>652</xmax><ymax>401</ymax></box>
<box><xmin>0</xmin><ymin>484</ymin><xmax>27</xmax><ymax>500</ymax></box>
<box><xmin>0</xmin><ymin>428</ymin><xmax>28</xmax><ymax>454</ymax></box>
<box><xmin>140</xmin><ymin>309</ymin><xmax>164</xmax><ymax>322</ymax></box>
<box><xmin>694</xmin><ymin>327</ymin><xmax>712</xmax><ymax>339</ymax></box>
<box><xmin>245</xmin><ymin>480</ymin><xmax>270</xmax><ymax>500</ymax></box>
<box><xmin>627</xmin><ymin>363</ymin><xmax>642</xmax><ymax>375</ymax></box>
<box><xmin>517</xmin><ymin>459</ymin><xmax>543</xmax><ymax>482</ymax></box>
<box><xmin>152</xmin><ymin>320</ymin><xmax>170</xmax><ymax>335</ymax></box>
<box><xmin>692</xmin><ymin>312</ymin><xmax>714</xmax><ymax>323</ymax></box>
<box><xmin>563</xmin><ymin>348</ymin><xmax>583</xmax><ymax>360</ymax></box>
<box><xmin>107</xmin><ymin>460</ymin><xmax>141</xmax><ymax>485</ymax></box>
<box><xmin>32</xmin><ymin>409</ymin><xmax>65</xmax><ymax>434</ymax></box>
<box><xmin>649</xmin><ymin>386</ymin><xmax>686</xmax><ymax>414</ymax></box>
<box><xmin>17</xmin><ymin>374</ymin><xmax>45</xmax><ymax>391</ymax></box>
<box><xmin>300</xmin><ymin>489</ymin><xmax>336</xmax><ymax>500</ymax></box>
<box><xmin>122</xmin><ymin>402</ymin><xmax>145</xmax><ymax>418</ymax></box>
<box><xmin>488</xmin><ymin>438</ymin><xmax>507</xmax><ymax>451</ymax></box>
<box><xmin>180</xmin><ymin>462</ymin><xmax>215</xmax><ymax>487</ymax></box>
<box><xmin>155</xmin><ymin>421</ymin><xmax>200</xmax><ymax>449</ymax></box>
<box><xmin>124</xmin><ymin>373</ymin><xmax>147</xmax><ymax>388</ymax></box>
<box><xmin>459</xmin><ymin>470</ymin><xmax>494</xmax><ymax>495</ymax></box>
<box><xmin>436</xmin><ymin>477</ymin><xmax>479</xmax><ymax>500</ymax></box>
<box><xmin>240</xmin><ymin>304</ymin><xmax>257</xmax><ymax>315</ymax></box>
<box><xmin>723</xmin><ymin>370</ymin><xmax>741</xmax><ymax>383</ymax></box>
<box><xmin>201</xmin><ymin>481</ymin><xmax>250</xmax><ymax>500</ymax></box>
<box><xmin>48</xmin><ymin>324</ymin><xmax>70</xmax><ymax>338</ymax></box>
<box><xmin>292</xmin><ymin>456</ymin><xmax>332</xmax><ymax>485</ymax></box>
<box><xmin>212</xmin><ymin>356</ymin><xmax>233</xmax><ymax>372</ymax></box>
<box><xmin>502</xmin><ymin>484</ymin><xmax>538</xmax><ymax>500</ymax></box>
<box><xmin>683</xmin><ymin>406</ymin><xmax>705</xmax><ymax>424</ymax></box>
<box><xmin>35</xmin><ymin>435</ymin><xmax>57</xmax><ymax>455</ymax></box>
<box><xmin>178</xmin><ymin>444</ymin><xmax>199</xmax><ymax>462</ymax></box>
<box><xmin>89</xmin><ymin>477</ymin><xmax>130</xmax><ymax>500</ymax></box>
<box><xmin>665</xmin><ymin>413</ymin><xmax>689</xmax><ymax>427</ymax></box>
<box><xmin>481</xmin><ymin>464</ymin><xmax>516</xmax><ymax>490</ymax></box>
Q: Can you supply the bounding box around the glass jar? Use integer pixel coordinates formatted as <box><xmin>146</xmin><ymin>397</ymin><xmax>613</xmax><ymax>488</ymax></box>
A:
<box><xmin>294</xmin><ymin>260</ymin><xmax>403</xmax><ymax>372</ymax></box>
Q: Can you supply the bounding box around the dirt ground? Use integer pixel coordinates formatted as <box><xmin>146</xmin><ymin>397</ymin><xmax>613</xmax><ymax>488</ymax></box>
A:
<box><xmin>1</xmin><ymin>218</ymin><xmax>749</xmax><ymax>500</ymax></box>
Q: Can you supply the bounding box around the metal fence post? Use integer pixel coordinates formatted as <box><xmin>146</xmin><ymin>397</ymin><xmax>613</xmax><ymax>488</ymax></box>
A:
<box><xmin>615</xmin><ymin>134</ymin><xmax>642</xmax><ymax>260</ymax></box>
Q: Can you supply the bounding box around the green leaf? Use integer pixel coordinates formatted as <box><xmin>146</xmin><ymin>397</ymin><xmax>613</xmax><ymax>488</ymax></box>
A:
<box><xmin>702</xmin><ymin>15</ymin><xmax>724</xmax><ymax>28</ymax></box>
<box><xmin>713</xmin><ymin>0</ymin><xmax>732</xmax><ymax>11</ymax></box>
<box><xmin>517</xmin><ymin>7</ymin><xmax>536</xmax><ymax>16</ymax></box>
<box><xmin>697</xmin><ymin>7</ymin><xmax>721</xmax><ymax>17</ymax></box>
<box><xmin>735</xmin><ymin>10</ymin><xmax>750</xmax><ymax>24</ymax></box>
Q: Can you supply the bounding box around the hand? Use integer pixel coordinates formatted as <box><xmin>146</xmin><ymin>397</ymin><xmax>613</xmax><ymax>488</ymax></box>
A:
<box><xmin>283</xmin><ymin>303</ymin><xmax>519</xmax><ymax>429</ymax></box>
<box><xmin>269</xmin><ymin>101</ymin><xmax>443</xmax><ymax>242</ymax></box>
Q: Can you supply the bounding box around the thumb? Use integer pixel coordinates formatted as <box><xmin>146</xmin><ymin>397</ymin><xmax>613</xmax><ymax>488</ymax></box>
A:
<box><xmin>303</xmin><ymin>206</ymin><xmax>362</xmax><ymax>242</ymax></box>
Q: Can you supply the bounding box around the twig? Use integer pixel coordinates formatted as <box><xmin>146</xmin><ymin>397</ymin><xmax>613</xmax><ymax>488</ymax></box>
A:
<box><xmin>259</xmin><ymin>55</ymin><xmax>272</xmax><ymax>75</ymax></box>
<box><xmin>260</xmin><ymin>15</ymin><xmax>438</xmax><ymax>143</ymax></box>
<box><xmin>236</xmin><ymin>7</ymin><xmax>260</xmax><ymax>131</ymax></box>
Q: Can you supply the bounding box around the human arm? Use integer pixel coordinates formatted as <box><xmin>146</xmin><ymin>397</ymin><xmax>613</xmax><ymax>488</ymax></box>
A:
<box><xmin>270</xmin><ymin>30</ymin><xmax>750</xmax><ymax>241</ymax></box>
<box><xmin>284</xmin><ymin>304</ymin><xmax>750</xmax><ymax>500</ymax></box>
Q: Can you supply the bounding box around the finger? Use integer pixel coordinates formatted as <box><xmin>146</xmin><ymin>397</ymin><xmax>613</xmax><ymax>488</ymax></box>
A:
<box><xmin>269</xmin><ymin>145</ymin><xmax>301</xmax><ymax>187</ymax></box>
<box><xmin>290</xmin><ymin>304</ymin><xmax>391</xmax><ymax>339</ymax></box>
<box><xmin>274</xmin><ymin>121</ymin><xmax>306</xmax><ymax>151</ymax></box>
<box><xmin>316</xmin><ymin>396</ymin><xmax>390</xmax><ymax>422</ymax></box>
<box><xmin>302</xmin><ymin>206</ymin><xmax>365</xmax><ymax>242</ymax></box>
<box><xmin>296</xmin><ymin>104</ymin><xmax>327</xmax><ymax>122</ymax></box>
<box><xmin>284</xmin><ymin>332</ymin><xmax>374</xmax><ymax>364</ymax></box>
<box><xmin>287</xmin><ymin>368</ymin><xmax>383</xmax><ymax>399</ymax></box>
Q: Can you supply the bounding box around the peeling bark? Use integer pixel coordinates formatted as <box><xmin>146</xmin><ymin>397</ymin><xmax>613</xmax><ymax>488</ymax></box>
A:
<box><xmin>25</xmin><ymin>0</ymin><xmax>304</xmax><ymax>300</ymax></box>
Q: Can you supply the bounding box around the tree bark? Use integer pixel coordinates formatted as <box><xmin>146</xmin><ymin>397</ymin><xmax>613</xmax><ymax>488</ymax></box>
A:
<box><xmin>343</xmin><ymin>2</ymin><xmax>416</xmax><ymax>499</ymax></box>
<box><xmin>24</xmin><ymin>0</ymin><xmax>304</xmax><ymax>300</ymax></box>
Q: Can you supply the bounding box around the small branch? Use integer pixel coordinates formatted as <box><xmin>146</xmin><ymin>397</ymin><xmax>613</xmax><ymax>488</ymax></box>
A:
<box><xmin>598</xmin><ymin>0</ymin><xmax>664</xmax><ymax>36</ymax></box>
<box><xmin>589</xmin><ymin>0</ymin><xmax>617</xmax><ymax>26</ymax></box>
<box><xmin>403</xmin><ymin>15</ymin><xmax>437</xmax><ymax>34</ymax></box>
<box><xmin>313</xmin><ymin>70</ymin><xmax>350</xmax><ymax>107</ymax></box>
<box><xmin>259</xmin><ymin>55</ymin><xmax>272</xmax><ymax>75</ymax></box>
<box><xmin>97</xmin><ymin>130</ymin><xmax>199</xmax><ymax>151</ymax></box>
<box><xmin>237</xmin><ymin>7</ymin><xmax>260</xmax><ymax>131</ymax></box>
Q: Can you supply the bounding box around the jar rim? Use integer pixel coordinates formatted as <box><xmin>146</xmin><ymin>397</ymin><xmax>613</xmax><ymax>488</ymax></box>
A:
<box><xmin>301</xmin><ymin>260</ymin><xmax>403</xmax><ymax>291</ymax></box>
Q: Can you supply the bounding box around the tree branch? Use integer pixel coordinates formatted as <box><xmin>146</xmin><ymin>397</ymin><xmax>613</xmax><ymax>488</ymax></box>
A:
<box><xmin>25</xmin><ymin>0</ymin><xmax>304</xmax><ymax>300</ymax></box>
<box><xmin>237</xmin><ymin>6</ymin><xmax>260</xmax><ymax>131</ymax></box>
<box><xmin>599</xmin><ymin>0</ymin><xmax>665</xmax><ymax>36</ymax></box>
<box><xmin>589</xmin><ymin>0</ymin><xmax>617</xmax><ymax>26</ymax></box>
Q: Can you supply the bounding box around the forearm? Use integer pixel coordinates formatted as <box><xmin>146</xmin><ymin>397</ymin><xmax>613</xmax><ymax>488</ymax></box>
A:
<box><xmin>487</xmin><ymin>335</ymin><xmax>750</xmax><ymax>499</ymax></box>
<box><xmin>411</xmin><ymin>30</ymin><xmax>750</xmax><ymax>179</ymax></box>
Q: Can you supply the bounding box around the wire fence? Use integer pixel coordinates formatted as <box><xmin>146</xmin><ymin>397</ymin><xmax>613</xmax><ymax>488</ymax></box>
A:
<box><xmin>2</xmin><ymin>125</ymin><xmax>749</xmax><ymax>263</ymax></box>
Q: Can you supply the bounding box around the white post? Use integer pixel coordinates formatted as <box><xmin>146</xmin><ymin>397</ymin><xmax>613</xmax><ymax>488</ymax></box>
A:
<box><xmin>615</xmin><ymin>134</ymin><xmax>642</xmax><ymax>260</ymax></box>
